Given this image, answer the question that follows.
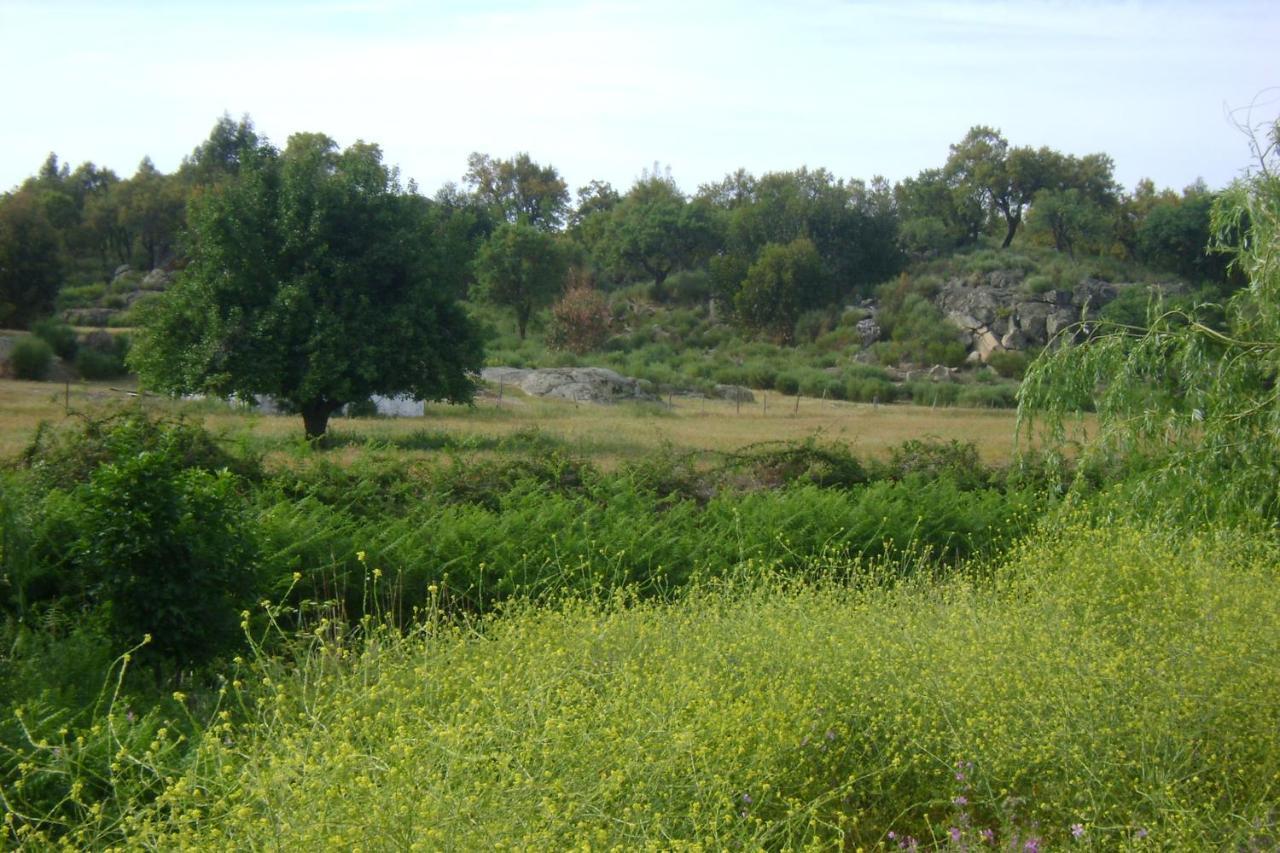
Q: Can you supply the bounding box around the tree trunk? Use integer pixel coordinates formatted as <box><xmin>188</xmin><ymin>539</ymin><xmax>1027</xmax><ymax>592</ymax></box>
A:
<box><xmin>516</xmin><ymin>305</ymin><xmax>530</xmax><ymax>340</ymax></box>
<box><xmin>651</xmin><ymin>269</ymin><xmax>670</xmax><ymax>303</ymax></box>
<box><xmin>301</xmin><ymin>399</ymin><xmax>341</xmax><ymax>441</ymax></box>
<box><xmin>1001</xmin><ymin>212</ymin><xmax>1020</xmax><ymax>249</ymax></box>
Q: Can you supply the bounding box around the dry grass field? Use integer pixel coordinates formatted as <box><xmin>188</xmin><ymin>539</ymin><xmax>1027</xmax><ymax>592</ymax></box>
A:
<box><xmin>0</xmin><ymin>376</ymin><xmax>1039</xmax><ymax>468</ymax></box>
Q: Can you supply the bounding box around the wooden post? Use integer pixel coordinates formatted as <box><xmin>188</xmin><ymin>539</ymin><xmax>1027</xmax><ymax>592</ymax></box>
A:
<box><xmin>793</xmin><ymin>394</ymin><xmax>800</xmax><ymax>415</ymax></box>
<box><xmin>498</xmin><ymin>378</ymin><xmax>503</xmax><ymax>404</ymax></box>
<box><xmin>736</xmin><ymin>394</ymin><xmax>741</xmax><ymax>415</ymax></box>
<box><xmin>65</xmin><ymin>381</ymin><xmax>70</xmax><ymax>415</ymax></box>
<box><xmin>763</xmin><ymin>393</ymin><xmax>767</xmax><ymax>415</ymax></box>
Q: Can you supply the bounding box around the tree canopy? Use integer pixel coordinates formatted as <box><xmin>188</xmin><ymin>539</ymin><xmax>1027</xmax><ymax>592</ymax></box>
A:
<box><xmin>464</xmin><ymin>152</ymin><xmax>570</xmax><ymax>231</ymax></box>
<box><xmin>472</xmin><ymin>220</ymin><xmax>568</xmax><ymax>339</ymax></box>
<box><xmin>129</xmin><ymin>132</ymin><xmax>483</xmax><ymax>439</ymax></box>
<box><xmin>596</xmin><ymin>172</ymin><xmax>716</xmax><ymax>299</ymax></box>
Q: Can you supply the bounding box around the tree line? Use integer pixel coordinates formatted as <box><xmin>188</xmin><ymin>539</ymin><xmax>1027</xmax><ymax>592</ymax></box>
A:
<box><xmin>3</xmin><ymin>114</ymin><xmax>1228</xmax><ymax>332</ymax></box>
<box><xmin>0</xmin><ymin>114</ymin><xmax>1235</xmax><ymax>437</ymax></box>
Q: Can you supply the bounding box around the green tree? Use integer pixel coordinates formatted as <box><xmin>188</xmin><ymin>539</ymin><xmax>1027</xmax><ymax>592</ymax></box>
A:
<box><xmin>1019</xmin><ymin>115</ymin><xmax>1280</xmax><ymax>521</ymax></box>
<box><xmin>597</xmin><ymin>173</ymin><xmax>716</xmax><ymax>299</ymax></box>
<box><xmin>117</xmin><ymin>157</ymin><xmax>185</xmax><ymax>269</ymax></box>
<box><xmin>894</xmin><ymin>167</ymin><xmax>984</xmax><ymax>252</ymax></box>
<box><xmin>130</xmin><ymin>132</ymin><xmax>483</xmax><ymax>440</ymax></box>
<box><xmin>0</xmin><ymin>190</ymin><xmax>64</xmax><ymax>327</ymax></box>
<box><xmin>179</xmin><ymin>113</ymin><xmax>260</xmax><ymax>187</ymax></box>
<box><xmin>703</xmin><ymin>167</ymin><xmax>901</xmax><ymax>301</ymax></box>
<box><xmin>464</xmin><ymin>152</ymin><xmax>569</xmax><ymax>231</ymax></box>
<box><xmin>473</xmin><ymin>220</ymin><xmax>568</xmax><ymax>339</ymax></box>
<box><xmin>733</xmin><ymin>237</ymin><xmax>824</xmax><ymax>343</ymax></box>
<box><xmin>1135</xmin><ymin>187</ymin><xmax>1230</xmax><ymax>283</ymax></box>
<box><xmin>1026</xmin><ymin>187</ymin><xmax>1110</xmax><ymax>259</ymax></box>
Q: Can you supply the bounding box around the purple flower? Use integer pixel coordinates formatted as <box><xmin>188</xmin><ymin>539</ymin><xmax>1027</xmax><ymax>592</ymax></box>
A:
<box><xmin>825</xmin><ymin>729</ymin><xmax>836</xmax><ymax>741</ymax></box>
<box><xmin>1136</xmin><ymin>827</ymin><xmax>1149</xmax><ymax>839</ymax></box>
<box><xmin>953</xmin><ymin>795</ymin><xmax>968</xmax><ymax>806</ymax></box>
<box><xmin>887</xmin><ymin>831</ymin><xmax>897</xmax><ymax>840</ymax></box>
<box><xmin>1024</xmin><ymin>838</ymin><xmax>1041</xmax><ymax>852</ymax></box>
<box><xmin>949</xmin><ymin>826</ymin><xmax>963</xmax><ymax>843</ymax></box>
<box><xmin>1071</xmin><ymin>823</ymin><xmax>1085</xmax><ymax>839</ymax></box>
<box><xmin>980</xmin><ymin>828</ymin><xmax>995</xmax><ymax>843</ymax></box>
<box><xmin>741</xmin><ymin>793</ymin><xmax>752</xmax><ymax>804</ymax></box>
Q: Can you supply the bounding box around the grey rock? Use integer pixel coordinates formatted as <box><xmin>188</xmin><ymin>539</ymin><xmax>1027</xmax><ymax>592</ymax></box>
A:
<box><xmin>855</xmin><ymin>317</ymin><xmax>881</xmax><ymax>347</ymax></box>
<box><xmin>714</xmin><ymin>384</ymin><xmax>755</xmax><ymax>403</ymax></box>
<box><xmin>141</xmin><ymin>269</ymin><xmax>172</xmax><ymax>290</ymax></box>
<box><xmin>480</xmin><ymin>366</ymin><xmax>657</xmax><ymax>404</ymax></box>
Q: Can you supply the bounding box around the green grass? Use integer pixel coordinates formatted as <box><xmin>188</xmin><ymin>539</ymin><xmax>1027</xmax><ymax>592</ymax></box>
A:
<box><xmin>10</xmin><ymin>520</ymin><xmax>1277</xmax><ymax>849</ymax></box>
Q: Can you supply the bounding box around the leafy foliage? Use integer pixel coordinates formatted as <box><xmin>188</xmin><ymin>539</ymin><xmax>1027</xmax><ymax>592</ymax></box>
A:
<box><xmin>733</xmin><ymin>238</ymin><xmax>824</xmax><ymax>343</ymax></box>
<box><xmin>472</xmin><ymin>220</ymin><xmax>569</xmax><ymax>340</ymax></box>
<box><xmin>129</xmin><ymin>132</ymin><xmax>483</xmax><ymax>439</ymax></box>
<box><xmin>0</xmin><ymin>191</ymin><xmax>64</xmax><ymax>328</ymax></box>
<box><xmin>9</xmin><ymin>337</ymin><xmax>53</xmax><ymax>380</ymax></box>
<box><xmin>1019</xmin><ymin>116</ymin><xmax>1280</xmax><ymax>523</ymax></box>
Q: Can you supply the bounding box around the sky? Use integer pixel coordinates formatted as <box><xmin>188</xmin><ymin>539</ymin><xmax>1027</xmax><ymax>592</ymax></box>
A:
<box><xmin>2</xmin><ymin>0</ymin><xmax>1277</xmax><ymax>198</ymax></box>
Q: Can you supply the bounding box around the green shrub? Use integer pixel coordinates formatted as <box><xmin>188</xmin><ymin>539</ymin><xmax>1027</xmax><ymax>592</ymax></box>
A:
<box><xmin>668</xmin><ymin>270</ymin><xmax>712</xmax><ymax>306</ymax></box>
<box><xmin>1024</xmin><ymin>273</ymin><xmax>1054</xmax><ymax>294</ymax></box>
<box><xmin>774</xmin><ymin>371</ymin><xmax>801</xmax><ymax>395</ymax></box>
<box><xmin>793</xmin><ymin>309</ymin><xmax>834</xmax><ymax>344</ymax></box>
<box><xmin>75</xmin><ymin>347</ymin><xmax>128</xmax><ymax>380</ymax></box>
<box><xmin>798</xmin><ymin>370</ymin><xmax>842</xmax><ymax>399</ymax></box>
<box><xmin>743</xmin><ymin>361</ymin><xmax>778</xmax><ymax>390</ymax></box>
<box><xmin>985</xmin><ymin>349</ymin><xmax>1029</xmax><ymax>379</ymax></box>
<box><xmin>844</xmin><ymin>376</ymin><xmax>897</xmax><ymax>403</ymax></box>
<box><xmin>19</xmin><ymin>406</ymin><xmax>259</xmax><ymax>492</ymax></box>
<box><xmin>878</xmin><ymin>438</ymin><xmax>992</xmax><ymax>490</ymax></box>
<box><xmin>906</xmin><ymin>380</ymin><xmax>960</xmax><ymax>406</ymax></box>
<box><xmin>63</xmin><ymin>452</ymin><xmax>257</xmax><ymax>666</ymax></box>
<box><xmin>957</xmin><ymin>383</ymin><xmax>1018</xmax><ymax>408</ymax></box>
<box><xmin>10</xmin><ymin>337</ymin><xmax>53</xmax><ymax>380</ymax></box>
<box><xmin>31</xmin><ymin>318</ymin><xmax>79</xmax><ymax>360</ymax></box>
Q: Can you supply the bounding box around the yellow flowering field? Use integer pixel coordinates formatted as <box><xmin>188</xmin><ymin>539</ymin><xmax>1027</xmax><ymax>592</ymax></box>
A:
<box><xmin>18</xmin><ymin>520</ymin><xmax>1275</xmax><ymax>850</ymax></box>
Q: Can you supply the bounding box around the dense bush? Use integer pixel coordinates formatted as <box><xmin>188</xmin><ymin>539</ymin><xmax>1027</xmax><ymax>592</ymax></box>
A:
<box><xmin>985</xmin><ymin>349</ymin><xmax>1029</xmax><ymax>379</ymax></box>
<box><xmin>9</xmin><ymin>337</ymin><xmax>53</xmax><ymax>379</ymax></box>
<box><xmin>31</xmin><ymin>317</ymin><xmax>78</xmax><ymax>360</ymax></box>
<box><xmin>7</xmin><ymin>413</ymin><xmax>261</xmax><ymax>668</ymax></box>
<box><xmin>52</xmin><ymin>451</ymin><xmax>258</xmax><ymax>665</ymax></box>
<box><xmin>547</xmin><ymin>284</ymin><xmax>611</xmax><ymax>354</ymax></box>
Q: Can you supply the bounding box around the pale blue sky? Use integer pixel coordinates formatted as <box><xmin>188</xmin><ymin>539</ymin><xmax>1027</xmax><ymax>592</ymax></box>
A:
<box><xmin>2</xmin><ymin>0</ymin><xmax>1276</xmax><ymax>197</ymax></box>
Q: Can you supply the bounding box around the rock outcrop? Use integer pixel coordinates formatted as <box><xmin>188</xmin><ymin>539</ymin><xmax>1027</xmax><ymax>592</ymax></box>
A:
<box><xmin>480</xmin><ymin>367</ymin><xmax>657</xmax><ymax>404</ymax></box>
<box><xmin>935</xmin><ymin>271</ymin><xmax>1131</xmax><ymax>360</ymax></box>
